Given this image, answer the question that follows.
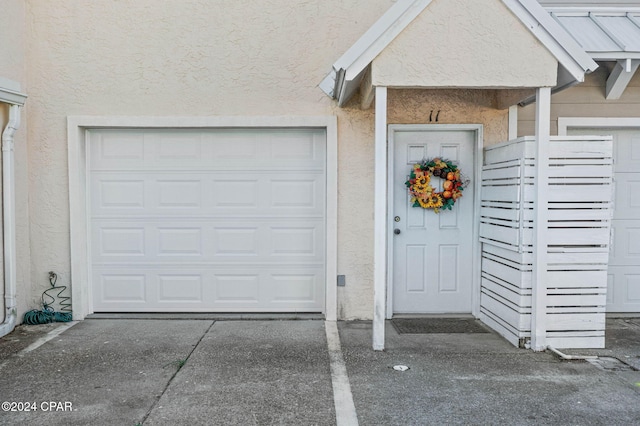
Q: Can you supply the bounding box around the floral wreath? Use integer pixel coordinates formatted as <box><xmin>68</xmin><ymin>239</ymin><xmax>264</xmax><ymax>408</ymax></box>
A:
<box><xmin>405</xmin><ymin>158</ymin><xmax>468</xmax><ymax>213</ymax></box>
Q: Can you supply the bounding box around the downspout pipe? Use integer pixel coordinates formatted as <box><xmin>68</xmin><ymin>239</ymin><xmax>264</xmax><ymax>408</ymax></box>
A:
<box><xmin>0</xmin><ymin>104</ymin><xmax>21</xmax><ymax>338</ymax></box>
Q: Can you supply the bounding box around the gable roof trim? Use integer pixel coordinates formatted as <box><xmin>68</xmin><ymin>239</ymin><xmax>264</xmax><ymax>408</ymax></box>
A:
<box><xmin>504</xmin><ymin>0</ymin><xmax>597</xmax><ymax>80</ymax></box>
<box><xmin>319</xmin><ymin>0</ymin><xmax>433</xmax><ymax>105</ymax></box>
<box><xmin>320</xmin><ymin>0</ymin><xmax>598</xmax><ymax>106</ymax></box>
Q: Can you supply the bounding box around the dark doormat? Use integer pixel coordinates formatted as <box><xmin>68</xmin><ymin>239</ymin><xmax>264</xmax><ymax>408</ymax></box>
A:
<box><xmin>392</xmin><ymin>318</ymin><xmax>490</xmax><ymax>334</ymax></box>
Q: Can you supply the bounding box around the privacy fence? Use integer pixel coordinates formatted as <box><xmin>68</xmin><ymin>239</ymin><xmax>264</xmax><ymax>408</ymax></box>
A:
<box><xmin>480</xmin><ymin>136</ymin><xmax>613</xmax><ymax>349</ymax></box>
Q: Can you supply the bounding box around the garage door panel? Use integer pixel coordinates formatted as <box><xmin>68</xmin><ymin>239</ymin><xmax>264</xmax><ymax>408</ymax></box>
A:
<box><xmin>206</xmin><ymin>132</ymin><xmax>259</xmax><ymax>160</ymax></box>
<box><xmin>614</xmin><ymin>174</ymin><xmax>640</xmax><ymax>219</ymax></box>
<box><xmin>93</xmin><ymin>178</ymin><xmax>146</xmax><ymax>210</ymax></box>
<box><xmin>212</xmin><ymin>226</ymin><xmax>260</xmax><ymax>256</ymax></box>
<box><xmin>92</xmin><ymin>220</ymin><xmax>324</xmax><ymax>263</ymax></box>
<box><xmin>270</xmin><ymin>274</ymin><xmax>319</xmax><ymax>303</ymax></box>
<box><xmin>269</xmin><ymin>132</ymin><xmax>317</xmax><ymax>160</ymax></box>
<box><xmin>216</xmin><ymin>269</ymin><xmax>324</xmax><ymax>308</ymax></box>
<box><xmin>90</xmin><ymin>131</ymin><xmax>146</xmax><ymax>165</ymax></box>
<box><xmin>214</xmin><ymin>274</ymin><xmax>260</xmax><ymax>303</ymax></box>
<box><xmin>97</xmin><ymin>226</ymin><xmax>147</xmax><ymax>257</ymax></box>
<box><xmin>610</xmin><ymin>221</ymin><xmax>640</xmax><ymax>266</ymax></box>
<box><xmin>158</xmin><ymin>275</ymin><xmax>204</xmax><ymax>302</ymax></box>
<box><xmin>157</xmin><ymin>227</ymin><xmax>204</xmax><ymax>256</ymax></box>
<box><xmin>211</xmin><ymin>173</ymin><xmax>325</xmax><ymax>215</ymax></box>
<box><xmin>97</xmin><ymin>274</ymin><xmax>148</xmax><ymax>304</ymax></box>
<box><xmin>210</xmin><ymin>179</ymin><xmax>260</xmax><ymax>209</ymax></box>
<box><xmin>89</xmin><ymin>128</ymin><xmax>326</xmax><ymax>313</ymax></box>
<box><xmin>570</xmin><ymin>127</ymin><xmax>640</xmax><ymax>312</ymax></box>
<box><xmin>613</xmin><ymin>132</ymin><xmax>640</xmax><ymax>173</ymax></box>
<box><xmin>607</xmin><ymin>266</ymin><xmax>640</xmax><ymax>312</ymax></box>
<box><xmin>92</xmin><ymin>268</ymin><xmax>324</xmax><ymax>312</ymax></box>
<box><xmin>91</xmin><ymin>172</ymin><xmax>325</xmax><ymax>217</ymax></box>
<box><xmin>269</xmin><ymin>226</ymin><xmax>320</xmax><ymax>257</ymax></box>
<box><xmin>91</xmin><ymin>129</ymin><xmax>325</xmax><ymax>171</ymax></box>
<box><xmin>157</xmin><ymin>179</ymin><xmax>202</xmax><ymax>209</ymax></box>
<box><xmin>208</xmin><ymin>129</ymin><xmax>325</xmax><ymax>163</ymax></box>
<box><xmin>154</xmin><ymin>132</ymin><xmax>204</xmax><ymax>161</ymax></box>
<box><xmin>269</xmin><ymin>178</ymin><xmax>320</xmax><ymax>209</ymax></box>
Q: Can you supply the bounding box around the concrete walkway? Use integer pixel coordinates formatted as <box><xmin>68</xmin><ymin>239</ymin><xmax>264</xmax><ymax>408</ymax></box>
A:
<box><xmin>0</xmin><ymin>318</ymin><xmax>638</xmax><ymax>425</ymax></box>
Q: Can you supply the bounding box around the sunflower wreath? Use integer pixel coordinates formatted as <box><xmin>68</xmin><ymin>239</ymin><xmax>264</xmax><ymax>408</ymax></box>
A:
<box><xmin>405</xmin><ymin>158</ymin><xmax>468</xmax><ymax>213</ymax></box>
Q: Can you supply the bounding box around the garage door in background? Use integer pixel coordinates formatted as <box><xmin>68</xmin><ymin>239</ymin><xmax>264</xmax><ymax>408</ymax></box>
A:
<box><xmin>89</xmin><ymin>128</ymin><xmax>326</xmax><ymax>312</ymax></box>
<box><xmin>569</xmin><ymin>128</ymin><xmax>640</xmax><ymax>313</ymax></box>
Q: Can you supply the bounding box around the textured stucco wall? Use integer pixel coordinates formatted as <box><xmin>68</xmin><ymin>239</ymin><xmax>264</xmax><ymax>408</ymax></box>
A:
<box><xmin>25</xmin><ymin>0</ymin><xmax>397</xmax><ymax>321</ymax></box>
<box><xmin>333</xmin><ymin>88</ymin><xmax>507</xmax><ymax>318</ymax></box>
<box><xmin>24</xmin><ymin>0</ymin><xmax>512</xmax><ymax>320</ymax></box>
<box><xmin>371</xmin><ymin>0</ymin><xmax>558</xmax><ymax>88</ymax></box>
<box><xmin>0</xmin><ymin>0</ymin><xmax>32</xmax><ymax>322</ymax></box>
<box><xmin>388</xmin><ymin>89</ymin><xmax>508</xmax><ymax>144</ymax></box>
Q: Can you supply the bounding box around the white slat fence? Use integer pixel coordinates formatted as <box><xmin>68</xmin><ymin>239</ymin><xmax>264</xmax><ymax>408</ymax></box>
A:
<box><xmin>480</xmin><ymin>136</ymin><xmax>613</xmax><ymax>349</ymax></box>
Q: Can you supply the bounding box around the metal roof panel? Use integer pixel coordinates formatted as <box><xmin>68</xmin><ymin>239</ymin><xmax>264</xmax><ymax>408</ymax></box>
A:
<box><xmin>555</xmin><ymin>16</ymin><xmax>621</xmax><ymax>51</ymax></box>
<box><xmin>550</xmin><ymin>9</ymin><xmax>640</xmax><ymax>58</ymax></box>
<box><xmin>596</xmin><ymin>15</ymin><xmax>640</xmax><ymax>51</ymax></box>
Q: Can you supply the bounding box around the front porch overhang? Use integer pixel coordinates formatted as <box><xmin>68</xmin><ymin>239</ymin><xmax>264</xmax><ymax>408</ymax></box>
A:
<box><xmin>320</xmin><ymin>0</ymin><xmax>597</xmax><ymax>109</ymax></box>
<box><xmin>548</xmin><ymin>7</ymin><xmax>640</xmax><ymax>100</ymax></box>
<box><xmin>319</xmin><ymin>0</ymin><xmax>604</xmax><ymax>352</ymax></box>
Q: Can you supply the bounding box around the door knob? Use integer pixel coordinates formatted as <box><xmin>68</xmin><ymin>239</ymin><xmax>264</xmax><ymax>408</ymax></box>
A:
<box><xmin>394</xmin><ymin>229</ymin><xmax>401</xmax><ymax>235</ymax></box>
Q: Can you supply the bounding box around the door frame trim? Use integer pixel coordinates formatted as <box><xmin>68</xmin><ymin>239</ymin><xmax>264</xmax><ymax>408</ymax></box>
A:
<box><xmin>68</xmin><ymin>115</ymin><xmax>338</xmax><ymax>320</ymax></box>
<box><xmin>558</xmin><ymin>117</ymin><xmax>640</xmax><ymax>136</ymax></box>
<box><xmin>386</xmin><ymin>124</ymin><xmax>483</xmax><ymax>318</ymax></box>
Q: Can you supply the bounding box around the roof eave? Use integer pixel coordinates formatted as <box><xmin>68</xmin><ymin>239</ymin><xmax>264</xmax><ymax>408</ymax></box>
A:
<box><xmin>503</xmin><ymin>0</ymin><xmax>598</xmax><ymax>83</ymax></box>
<box><xmin>591</xmin><ymin>53</ymin><xmax>640</xmax><ymax>60</ymax></box>
<box><xmin>319</xmin><ymin>0</ymin><xmax>433</xmax><ymax>105</ymax></box>
<box><xmin>320</xmin><ymin>0</ymin><xmax>599</xmax><ymax>105</ymax></box>
<box><xmin>0</xmin><ymin>77</ymin><xmax>27</xmax><ymax>106</ymax></box>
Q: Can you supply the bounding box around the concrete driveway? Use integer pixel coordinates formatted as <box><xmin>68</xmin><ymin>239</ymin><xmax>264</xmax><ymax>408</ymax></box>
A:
<box><xmin>0</xmin><ymin>318</ymin><xmax>639</xmax><ymax>425</ymax></box>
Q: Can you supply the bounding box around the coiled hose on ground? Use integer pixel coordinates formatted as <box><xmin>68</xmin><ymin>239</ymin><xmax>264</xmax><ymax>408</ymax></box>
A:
<box><xmin>23</xmin><ymin>271</ymin><xmax>72</xmax><ymax>324</ymax></box>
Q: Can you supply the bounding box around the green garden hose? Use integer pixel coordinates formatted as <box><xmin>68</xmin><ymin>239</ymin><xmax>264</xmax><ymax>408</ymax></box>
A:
<box><xmin>23</xmin><ymin>271</ymin><xmax>72</xmax><ymax>325</ymax></box>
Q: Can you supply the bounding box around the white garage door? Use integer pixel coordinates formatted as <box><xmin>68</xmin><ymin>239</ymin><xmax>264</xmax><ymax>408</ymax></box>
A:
<box><xmin>570</xmin><ymin>128</ymin><xmax>640</xmax><ymax>312</ymax></box>
<box><xmin>89</xmin><ymin>128</ymin><xmax>326</xmax><ymax>312</ymax></box>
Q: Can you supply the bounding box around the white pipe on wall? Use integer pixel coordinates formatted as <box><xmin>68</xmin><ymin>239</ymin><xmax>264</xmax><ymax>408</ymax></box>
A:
<box><xmin>0</xmin><ymin>104</ymin><xmax>20</xmax><ymax>338</ymax></box>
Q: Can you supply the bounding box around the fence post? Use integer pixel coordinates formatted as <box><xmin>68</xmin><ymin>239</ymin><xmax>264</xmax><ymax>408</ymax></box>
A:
<box><xmin>531</xmin><ymin>87</ymin><xmax>551</xmax><ymax>351</ymax></box>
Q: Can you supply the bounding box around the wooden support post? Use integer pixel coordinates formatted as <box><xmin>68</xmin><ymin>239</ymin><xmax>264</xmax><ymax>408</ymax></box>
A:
<box><xmin>373</xmin><ymin>86</ymin><xmax>388</xmax><ymax>351</ymax></box>
<box><xmin>532</xmin><ymin>87</ymin><xmax>550</xmax><ymax>351</ymax></box>
<box><xmin>606</xmin><ymin>59</ymin><xmax>639</xmax><ymax>100</ymax></box>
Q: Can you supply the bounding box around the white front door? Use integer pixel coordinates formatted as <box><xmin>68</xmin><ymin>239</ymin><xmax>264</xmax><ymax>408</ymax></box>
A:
<box><xmin>569</xmin><ymin>128</ymin><xmax>640</xmax><ymax>312</ymax></box>
<box><xmin>391</xmin><ymin>128</ymin><xmax>475</xmax><ymax>313</ymax></box>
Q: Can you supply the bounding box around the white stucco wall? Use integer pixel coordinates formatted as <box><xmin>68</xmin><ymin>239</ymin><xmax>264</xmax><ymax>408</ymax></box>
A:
<box><xmin>371</xmin><ymin>0</ymin><xmax>558</xmax><ymax>88</ymax></box>
<box><xmin>25</xmin><ymin>0</ymin><xmax>399</xmax><ymax>320</ymax></box>
<box><xmin>22</xmin><ymin>0</ymin><xmax>513</xmax><ymax>320</ymax></box>
<box><xmin>0</xmin><ymin>0</ymin><xmax>32</xmax><ymax>322</ymax></box>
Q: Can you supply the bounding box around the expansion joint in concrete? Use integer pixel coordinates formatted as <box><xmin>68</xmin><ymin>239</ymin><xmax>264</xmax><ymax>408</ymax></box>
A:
<box><xmin>140</xmin><ymin>320</ymin><xmax>215</xmax><ymax>424</ymax></box>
